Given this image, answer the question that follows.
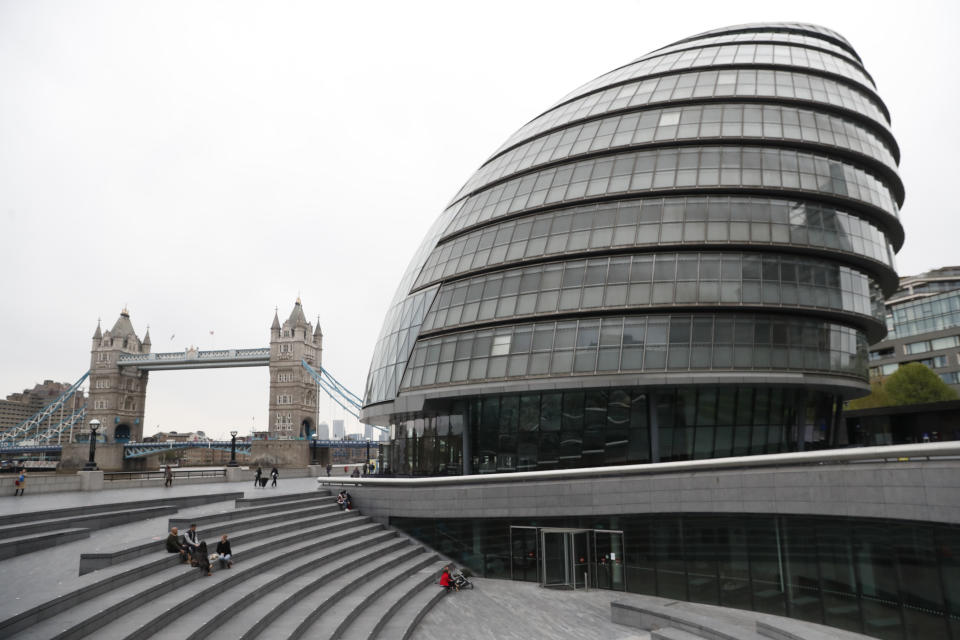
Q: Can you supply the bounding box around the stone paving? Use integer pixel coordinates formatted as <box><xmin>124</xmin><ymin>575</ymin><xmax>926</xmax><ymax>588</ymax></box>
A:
<box><xmin>413</xmin><ymin>578</ymin><xmax>651</xmax><ymax>640</ymax></box>
<box><xmin>0</xmin><ymin>476</ymin><xmax>321</xmax><ymax>621</ymax></box>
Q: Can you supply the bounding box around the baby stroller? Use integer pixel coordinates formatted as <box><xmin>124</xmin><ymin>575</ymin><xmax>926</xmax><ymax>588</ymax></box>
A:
<box><xmin>451</xmin><ymin>568</ymin><xmax>473</xmax><ymax>591</ymax></box>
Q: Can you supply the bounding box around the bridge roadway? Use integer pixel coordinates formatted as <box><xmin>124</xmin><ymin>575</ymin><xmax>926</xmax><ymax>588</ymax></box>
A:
<box><xmin>0</xmin><ymin>439</ymin><xmax>377</xmax><ymax>459</ymax></box>
<box><xmin>117</xmin><ymin>347</ymin><xmax>270</xmax><ymax>370</ymax></box>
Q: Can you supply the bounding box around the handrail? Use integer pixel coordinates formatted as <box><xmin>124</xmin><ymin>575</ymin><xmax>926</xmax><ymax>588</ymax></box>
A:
<box><xmin>104</xmin><ymin>469</ymin><xmax>227</xmax><ymax>481</ymax></box>
<box><xmin>320</xmin><ymin>441</ymin><xmax>960</xmax><ymax>488</ymax></box>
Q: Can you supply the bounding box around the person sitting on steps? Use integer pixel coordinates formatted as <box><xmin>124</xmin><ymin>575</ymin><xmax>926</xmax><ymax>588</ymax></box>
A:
<box><xmin>216</xmin><ymin>534</ymin><xmax>232</xmax><ymax>569</ymax></box>
<box><xmin>183</xmin><ymin>523</ymin><xmax>201</xmax><ymax>566</ymax></box>
<box><xmin>166</xmin><ymin>527</ymin><xmax>188</xmax><ymax>563</ymax></box>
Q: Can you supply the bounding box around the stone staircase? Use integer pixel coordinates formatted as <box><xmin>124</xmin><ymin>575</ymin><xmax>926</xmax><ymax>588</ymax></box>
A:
<box><xmin>0</xmin><ymin>489</ymin><xmax>450</xmax><ymax>640</ymax></box>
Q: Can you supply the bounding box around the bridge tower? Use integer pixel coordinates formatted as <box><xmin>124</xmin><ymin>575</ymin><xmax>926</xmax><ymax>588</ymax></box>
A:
<box><xmin>88</xmin><ymin>308</ymin><xmax>149</xmax><ymax>443</ymax></box>
<box><xmin>268</xmin><ymin>299</ymin><xmax>322</xmax><ymax>439</ymax></box>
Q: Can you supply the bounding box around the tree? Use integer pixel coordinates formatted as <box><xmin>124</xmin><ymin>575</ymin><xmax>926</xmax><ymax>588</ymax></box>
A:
<box><xmin>847</xmin><ymin>381</ymin><xmax>890</xmax><ymax>410</ymax></box>
<box><xmin>884</xmin><ymin>362</ymin><xmax>958</xmax><ymax>405</ymax></box>
<box><xmin>847</xmin><ymin>363</ymin><xmax>957</xmax><ymax>410</ymax></box>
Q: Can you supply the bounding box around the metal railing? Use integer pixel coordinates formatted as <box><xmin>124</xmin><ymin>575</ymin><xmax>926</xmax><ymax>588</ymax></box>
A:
<box><xmin>319</xmin><ymin>441</ymin><xmax>960</xmax><ymax>488</ymax></box>
<box><xmin>104</xmin><ymin>468</ymin><xmax>227</xmax><ymax>481</ymax></box>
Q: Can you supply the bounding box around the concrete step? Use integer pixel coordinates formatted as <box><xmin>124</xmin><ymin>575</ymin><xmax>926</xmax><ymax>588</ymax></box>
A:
<box><xmin>0</xmin><ymin>492</ymin><xmax>242</xmax><ymax>527</ymax></box>
<box><xmin>652</xmin><ymin>628</ymin><xmax>710</xmax><ymax>640</ymax></box>
<box><xmin>0</xmin><ymin>527</ymin><xmax>90</xmax><ymax>561</ymax></box>
<box><xmin>361</xmin><ymin>563</ymin><xmax>448</xmax><ymax>640</ymax></box>
<box><xmin>244</xmin><ymin>544</ymin><xmax>421</xmax><ymax>640</ymax></box>
<box><xmin>0</xmin><ymin>505</ymin><xmax>178</xmax><ymax>540</ymax></box>
<box><xmin>132</xmin><ymin>531</ymin><xmax>410</xmax><ymax>640</ymax></box>
<box><xmin>200</xmin><ymin>538</ymin><xmax>414</xmax><ymax>640</ymax></box>
<box><xmin>234</xmin><ymin>490</ymin><xmax>329</xmax><ymax>508</ymax></box>
<box><xmin>81</xmin><ymin>505</ymin><xmax>363</xmax><ymax>575</ymax></box>
<box><xmin>374</xmin><ymin>569</ymin><xmax>449</xmax><ymax>640</ymax></box>
<box><xmin>168</xmin><ymin>496</ymin><xmax>336</xmax><ymax>529</ymax></box>
<box><xmin>333</xmin><ymin>555</ymin><xmax>444</xmax><ymax>640</ymax></box>
<box><xmin>6</xmin><ymin>517</ymin><xmax>383</xmax><ymax>640</ymax></box>
<box><xmin>306</xmin><ymin>547</ymin><xmax>434</xmax><ymax>640</ymax></box>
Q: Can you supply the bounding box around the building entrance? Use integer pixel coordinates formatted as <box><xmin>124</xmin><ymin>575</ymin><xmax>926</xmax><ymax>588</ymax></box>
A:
<box><xmin>509</xmin><ymin>526</ymin><xmax>625</xmax><ymax>591</ymax></box>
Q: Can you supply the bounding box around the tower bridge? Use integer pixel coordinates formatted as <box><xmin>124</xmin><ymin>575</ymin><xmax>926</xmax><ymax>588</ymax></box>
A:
<box><xmin>0</xmin><ymin>299</ymin><xmax>381</xmax><ymax>461</ymax></box>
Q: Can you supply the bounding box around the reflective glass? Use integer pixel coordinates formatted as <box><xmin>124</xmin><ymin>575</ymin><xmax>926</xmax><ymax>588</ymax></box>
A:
<box><xmin>454</xmin><ymin>103</ymin><xmax>898</xmax><ymax>202</ymax></box>
<box><xmin>414</xmin><ymin>197</ymin><xmax>894</xmax><ymax>289</ymax></box>
<box><xmin>364</xmin><ymin>285</ymin><xmax>439</xmax><ymax>405</ymax></box>
<box><xmin>888</xmin><ymin>290</ymin><xmax>960</xmax><ymax>340</ymax></box>
<box><xmin>492</xmin><ymin>69</ymin><xmax>890</xmax><ymax>158</ymax></box>
<box><xmin>641</xmin><ymin>31</ymin><xmax>861</xmax><ymax>66</ymax></box>
<box><xmin>441</xmin><ymin>147</ymin><xmax>899</xmax><ymax>239</ymax></box>
<box><xmin>400</xmin><ymin>314</ymin><xmax>867</xmax><ymax>391</ymax></box>
<box><xmin>420</xmin><ymin>253</ymin><xmax>884</xmax><ymax>333</ymax></box>
<box><xmin>557</xmin><ymin>43</ymin><xmax>876</xmax><ymax>107</ymax></box>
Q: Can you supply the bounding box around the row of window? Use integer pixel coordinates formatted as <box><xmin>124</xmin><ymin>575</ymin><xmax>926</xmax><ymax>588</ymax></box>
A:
<box><xmin>941</xmin><ymin>371</ymin><xmax>960</xmax><ymax>385</ymax></box>
<box><xmin>561</xmin><ymin>42</ymin><xmax>875</xmax><ymax>107</ymax></box>
<box><xmin>442</xmin><ymin>146</ymin><xmax>898</xmax><ymax>239</ymax></box>
<box><xmin>420</xmin><ymin>252</ymin><xmax>882</xmax><ymax>334</ymax></box>
<box><xmin>400</xmin><ymin>315</ymin><xmax>866</xmax><ymax>392</ymax></box>
<box><xmin>887</xmin><ymin>290</ymin><xmax>960</xmax><ymax>341</ymax></box>
<box><xmin>415</xmin><ymin>197</ymin><xmax>894</xmax><ymax>289</ymax></box>
<box><xmin>641</xmin><ymin>30</ymin><xmax>859</xmax><ymax>66</ymax></box>
<box><xmin>455</xmin><ymin>102</ymin><xmax>897</xmax><ymax>202</ymax></box>
<box><xmin>495</xmin><ymin>69</ymin><xmax>888</xmax><ymax>158</ymax></box>
<box><xmin>869</xmin><ymin>352</ymin><xmax>959</xmax><ymax>378</ymax></box>
<box><xmin>905</xmin><ymin>334</ymin><xmax>960</xmax><ymax>355</ymax></box>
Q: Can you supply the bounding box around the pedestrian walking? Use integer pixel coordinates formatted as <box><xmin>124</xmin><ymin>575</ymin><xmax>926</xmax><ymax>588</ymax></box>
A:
<box><xmin>13</xmin><ymin>469</ymin><xmax>26</xmax><ymax>496</ymax></box>
<box><xmin>325</xmin><ymin>463</ymin><xmax>332</xmax><ymax>477</ymax></box>
<box><xmin>270</xmin><ymin>466</ymin><xmax>279</xmax><ymax>488</ymax></box>
<box><xmin>164</xmin><ymin>465</ymin><xmax>173</xmax><ymax>487</ymax></box>
<box><xmin>254</xmin><ymin>466</ymin><xmax>262</xmax><ymax>488</ymax></box>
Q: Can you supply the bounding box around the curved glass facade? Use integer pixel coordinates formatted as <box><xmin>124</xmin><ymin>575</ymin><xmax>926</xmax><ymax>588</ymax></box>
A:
<box><xmin>362</xmin><ymin>23</ymin><xmax>903</xmax><ymax>480</ymax></box>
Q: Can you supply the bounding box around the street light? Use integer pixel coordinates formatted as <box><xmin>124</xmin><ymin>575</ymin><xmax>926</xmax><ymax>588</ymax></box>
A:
<box><xmin>365</xmin><ymin>438</ymin><xmax>371</xmax><ymax>476</ymax></box>
<box><xmin>228</xmin><ymin>430</ymin><xmax>238</xmax><ymax>467</ymax></box>
<box><xmin>311</xmin><ymin>432</ymin><xmax>319</xmax><ymax>464</ymax></box>
<box><xmin>84</xmin><ymin>419</ymin><xmax>101</xmax><ymax>471</ymax></box>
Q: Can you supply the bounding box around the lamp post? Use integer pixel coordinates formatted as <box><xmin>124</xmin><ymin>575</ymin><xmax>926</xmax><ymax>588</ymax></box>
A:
<box><xmin>228</xmin><ymin>430</ymin><xmax>238</xmax><ymax>467</ymax></box>
<box><xmin>311</xmin><ymin>433</ymin><xmax>318</xmax><ymax>464</ymax></box>
<box><xmin>84</xmin><ymin>419</ymin><xmax>100</xmax><ymax>471</ymax></box>
<box><xmin>365</xmin><ymin>438</ymin><xmax>371</xmax><ymax>476</ymax></box>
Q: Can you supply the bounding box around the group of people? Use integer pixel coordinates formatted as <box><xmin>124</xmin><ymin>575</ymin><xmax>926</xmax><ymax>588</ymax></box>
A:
<box><xmin>166</xmin><ymin>524</ymin><xmax>233</xmax><ymax>577</ymax></box>
<box><xmin>336</xmin><ymin>489</ymin><xmax>353</xmax><ymax>510</ymax></box>
<box><xmin>252</xmin><ymin>466</ymin><xmax>279</xmax><ymax>488</ymax></box>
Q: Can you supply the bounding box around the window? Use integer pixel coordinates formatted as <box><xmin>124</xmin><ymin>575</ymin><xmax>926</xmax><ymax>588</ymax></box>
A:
<box><xmin>931</xmin><ymin>335</ymin><xmax>960</xmax><ymax>351</ymax></box>
<box><xmin>277</xmin><ymin>371</ymin><xmax>293</xmax><ymax>383</ymax></box>
<box><xmin>277</xmin><ymin>394</ymin><xmax>293</xmax><ymax>405</ymax></box>
<box><xmin>97</xmin><ymin>353</ymin><xmax>111</xmax><ymax>363</ymax></box>
<box><xmin>905</xmin><ymin>341</ymin><xmax>930</xmax><ymax>355</ymax></box>
<box><xmin>868</xmin><ymin>347</ymin><xmax>894</xmax><ymax>361</ymax></box>
<box><xmin>94</xmin><ymin>379</ymin><xmax>111</xmax><ymax>389</ymax></box>
<box><xmin>940</xmin><ymin>372</ymin><xmax>960</xmax><ymax>385</ymax></box>
<box><xmin>94</xmin><ymin>400</ymin><xmax>108</xmax><ymax>410</ymax></box>
<box><xmin>278</xmin><ymin>344</ymin><xmax>294</xmax><ymax>354</ymax></box>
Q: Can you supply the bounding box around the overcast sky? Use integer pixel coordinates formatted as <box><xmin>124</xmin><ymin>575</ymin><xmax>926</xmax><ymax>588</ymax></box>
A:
<box><xmin>1</xmin><ymin>0</ymin><xmax>957</xmax><ymax>440</ymax></box>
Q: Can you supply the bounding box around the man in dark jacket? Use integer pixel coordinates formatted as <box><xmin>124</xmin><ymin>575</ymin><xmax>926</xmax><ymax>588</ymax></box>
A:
<box><xmin>166</xmin><ymin>527</ymin><xmax>188</xmax><ymax>562</ymax></box>
<box><xmin>183</xmin><ymin>523</ymin><xmax>201</xmax><ymax>566</ymax></box>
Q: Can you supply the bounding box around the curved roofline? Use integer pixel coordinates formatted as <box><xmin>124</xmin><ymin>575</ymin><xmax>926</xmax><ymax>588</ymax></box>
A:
<box><xmin>667</xmin><ymin>23</ymin><xmax>859</xmax><ymax>61</ymax></box>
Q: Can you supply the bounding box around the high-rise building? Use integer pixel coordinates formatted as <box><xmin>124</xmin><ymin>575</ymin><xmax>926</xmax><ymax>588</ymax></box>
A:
<box><xmin>332</xmin><ymin>419</ymin><xmax>345</xmax><ymax>440</ymax></box>
<box><xmin>361</xmin><ymin>22</ymin><xmax>903</xmax><ymax>476</ymax></box>
<box><xmin>0</xmin><ymin>380</ymin><xmax>84</xmax><ymax>431</ymax></box>
<box><xmin>364</xmin><ymin>424</ymin><xmax>376</xmax><ymax>441</ymax></box>
<box><xmin>316</xmin><ymin>421</ymin><xmax>330</xmax><ymax>440</ymax></box>
<box><xmin>867</xmin><ymin>266</ymin><xmax>960</xmax><ymax>393</ymax></box>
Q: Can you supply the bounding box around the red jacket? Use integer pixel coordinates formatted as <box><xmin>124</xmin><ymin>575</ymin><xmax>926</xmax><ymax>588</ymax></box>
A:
<box><xmin>439</xmin><ymin>571</ymin><xmax>451</xmax><ymax>587</ymax></box>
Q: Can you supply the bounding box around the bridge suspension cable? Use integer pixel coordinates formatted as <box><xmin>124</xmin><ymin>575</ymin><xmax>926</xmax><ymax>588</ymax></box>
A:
<box><xmin>300</xmin><ymin>360</ymin><xmax>387</xmax><ymax>433</ymax></box>
<box><xmin>0</xmin><ymin>371</ymin><xmax>90</xmax><ymax>445</ymax></box>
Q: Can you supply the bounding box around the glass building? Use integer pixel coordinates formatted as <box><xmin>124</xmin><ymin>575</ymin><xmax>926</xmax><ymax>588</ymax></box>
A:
<box><xmin>868</xmin><ymin>267</ymin><xmax>960</xmax><ymax>396</ymax></box>
<box><xmin>361</xmin><ymin>22</ymin><xmax>904</xmax><ymax>476</ymax></box>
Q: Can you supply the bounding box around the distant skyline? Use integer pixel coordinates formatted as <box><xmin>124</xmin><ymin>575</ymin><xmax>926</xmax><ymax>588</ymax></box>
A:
<box><xmin>1</xmin><ymin>0</ymin><xmax>957</xmax><ymax>439</ymax></box>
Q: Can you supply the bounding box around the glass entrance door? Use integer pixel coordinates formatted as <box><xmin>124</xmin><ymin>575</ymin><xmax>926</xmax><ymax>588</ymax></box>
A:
<box><xmin>509</xmin><ymin>526</ymin><xmax>539</xmax><ymax>583</ymax></box>
<box><xmin>593</xmin><ymin>529</ymin><xmax>626</xmax><ymax>591</ymax></box>
<box><xmin>540</xmin><ymin>528</ymin><xmax>590</xmax><ymax>589</ymax></box>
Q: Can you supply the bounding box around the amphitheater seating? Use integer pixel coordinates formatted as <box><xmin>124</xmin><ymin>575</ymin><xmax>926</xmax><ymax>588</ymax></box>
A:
<box><xmin>0</xmin><ymin>488</ymin><xmax>451</xmax><ymax>639</ymax></box>
<box><xmin>0</xmin><ymin>492</ymin><xmax>243</xmax><ymax>562</ymax></box>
